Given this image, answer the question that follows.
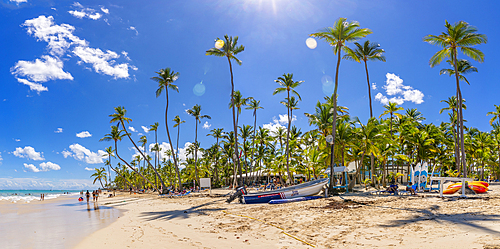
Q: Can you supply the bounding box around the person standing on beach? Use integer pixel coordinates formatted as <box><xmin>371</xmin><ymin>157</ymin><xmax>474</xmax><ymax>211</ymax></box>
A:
<box><xmin>95</xmin><ymin>190</ymin><xmax>99</xmax><ymax>202</ymax></box>
<box><xmin>85</xmin><ymin>190</ymin><xmax>90</xmax><ymax>202</ymax></box>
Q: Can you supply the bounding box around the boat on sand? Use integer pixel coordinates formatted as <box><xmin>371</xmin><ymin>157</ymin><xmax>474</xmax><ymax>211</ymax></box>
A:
<box><xmin>227</xmin><ymin>178</ymin><xmax>328</xmax><ymax>204</ymax></box>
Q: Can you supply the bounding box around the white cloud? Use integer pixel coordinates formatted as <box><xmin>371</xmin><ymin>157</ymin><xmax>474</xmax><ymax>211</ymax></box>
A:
<box><xmin>55</xmin><ymin>128</ymin><xmax>63</xmax><ymax>133</ymax></box>
<box><xmin>84</xmin><ymin>167</ymin><xmax>95</xmax><ymax>171</ymax></box>
<box><xmin>11</xmin><ymin>55</ymin><xmax>73</xmax><ymax>83</ymax></box>
<box><xmin>128</xmin><ymin>26</ymin><xmax>138</xmax><ymax>35</ymax></box>
<box><xmin>276</xmin><ymin>114</ymin><xmax>296</xmax><ymax>125</ymax></box>
<box><xmin>101</xmin><ymin>7</ymin><xmax>109</xmax><ymax>14</ymax></box>
<box><xmin>24</xmin><ymin>163</ymin><xmax>39</xmax><ymax>172</ymax></box>
<box><xmin>141</xmin><ymin>126</ymin><xmax>150</xmax><ymax>133</ymax></box>
<box><xmin>13</xmin><ymin>146</ymin><xmax>44</xmax><ymax>161</ymax></box>
<box><xmin>375</xmin><ymin>73</ymin><xmax>424</xmax><ymax>105</ymax></box>
<box><xmin>73</xmin><ymin>46</ymin><xmax>130</xmax><ymax>78</ymax></box>
<box><xmin>68</xmin><ymin>3</ymin><xmax>102</xmax><ymax>20</ymax></box>
<box><xmin>65</xmin><ymin>144</ymin><xmax>105</xmax><ymax>164</ymax></box>
<box><xmin>0</xmin><ymin>152</ymin><xmax>2</xmax><ymax>165</ymax></box>
<box><xmin>371</xmin><ymin>82</ymin><xmax>377</xmax><ymax>90</ymax></box>
<box><xmin>0</xmin><ymin>177</ymin><xmax>98</xmax><ymax>190</ymax></box>
<box><xmin>10</xmin><ymin>0</ymin><xmax>28</xmax><ymax>3</ymax></box>
<box><xmin>76</xmin><ymin>131</ymin><xmax>92</xmax><ymax>138</ymax></box>
<box><xmin>21</xmin><ymin>16</ymin><xmax>87</xmax><ymax>56</ymax></box>
<box><xmin>68</xmin><ymin>10</ymin><xmax>86</xmax><ymax>18</ymax></box>
<box><xmin>129</xmin><ymin>126</ymin><xmax>137</xmax><ymax>132</ymax></box>
<box><xmin>16</xmin><ymin>79</ymin><xmax>48</xmax><ymax>93</ymax></box>
<box><xmin>14</xmin><ymin>139</ymin><xmax>21</xmax><ymax>142</ymax></box>
<box><xmin>13</xmin><ymin>15</ymin><xmax>136</xmax><ymax>93</ymax></box>
<box><xmin>23</xmin><ymin>162</ymin><xmax>60</xmax><ymax>172</ymax></box>
<box><xmin>203</xmin><ymin>121</ymin><xmax>211</xmax><ymax>129</ymax></box>
<box><xmin>39</xmin><ymin>162</ymin><xmax>61</xmax><ymax>171</ymax></box>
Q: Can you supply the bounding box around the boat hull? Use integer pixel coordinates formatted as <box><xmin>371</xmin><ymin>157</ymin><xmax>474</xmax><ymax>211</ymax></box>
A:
<box><xmin>242</xmin><ymin>178</ymin><xmax>328</xmax><ymax>204</ymax></box>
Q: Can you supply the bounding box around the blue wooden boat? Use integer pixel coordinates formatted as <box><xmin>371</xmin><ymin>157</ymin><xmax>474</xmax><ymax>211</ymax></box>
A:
<box><xmin>242</xmin><ymin>178</ymin><xmax>328</xmax><ymax>204</ymax></box>
<box><xmin>268</xmin><ymin>196</ymin><xmax>323</xmax><ymax>204</ymax></box>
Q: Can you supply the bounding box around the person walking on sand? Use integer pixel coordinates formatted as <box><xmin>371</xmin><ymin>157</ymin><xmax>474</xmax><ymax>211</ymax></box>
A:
<box><xmin>85</xmin><ymin>190</ymin><xmax>90</xmax><ymax>202</ymax></box>
<box><xmin>95</xmin><ymin>190</ymin><xmax>99</xmax><ymax>202</ymax></box>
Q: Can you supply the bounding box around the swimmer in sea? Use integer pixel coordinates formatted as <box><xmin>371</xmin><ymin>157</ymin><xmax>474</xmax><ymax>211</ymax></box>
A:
<box><xmin>85</xmin><ymin>190</ymin><xmax>90</xmax><ymax>202</ymax></box>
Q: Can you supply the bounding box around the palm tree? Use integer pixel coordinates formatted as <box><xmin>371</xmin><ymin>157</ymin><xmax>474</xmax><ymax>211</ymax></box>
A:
<box><xmin>273</xmin><ymin>73</ymin><xmax>303</xmax><ymax>184</ymax></box>
<box><xmin>206</xmin><ymin>34</ymin><xmax>245</xmax><ymax>186</ymax></box>
<box><xmin>151</xmin><ymin>68</ymin><xmax>181</xmax><ymax>190</ymax></box>
<box><xmin>139</xmin><ymin>135</ymin><xmax>147</xmax><ymax>168</ymax></box>
<box><xmin>109</xmin><ymin>106</ymin><xmax>166</xmax><ymax>193</ymax></box>
<box><xmin>172</xmin><ymin>115</ymin><xmax>185</xmax><ymax>190</ymax></box>
<box><xmin>91</xmin><ymin>167</ymin><xmax>107</xmax><ymax>189</ymax></box>
<box><xmin>103</xmin><ymin>146</ymin><xmax>114</xmax><ymax>183</ymax></box>
<box><xmin>343</xmin><ymin>40</ymin><xmax>386</xmax><ymax>118</ymax></box>
<box><xmin>440</xmin><ymin>96</ymin><xmax>467</xmax><ymax>171</ymax></box>
<box><xmin>187</xmin><ymin>104</ymin><xmax>211</xmax><ymax>186</ymax></box>
<box><xmin>100</xmin><ymin>125</ymin><xmax>156</xmax><ymax>189</ymax></box>
<box><xmin>207</xmin><ymin>128</ymin><xmax>224</xmax><ymax>180</ymax></box>
<box><xmin>424</xmin><ymin>20</ymin><xmax>487</xmax><ymax>177</ymax></box>
<box><xmin>149</xmin><ymin>122</ymin><xmax>159</xmax><ymax>189</ymax></box>
<box><xmin>487</xmin><ymin>105</ymin><xmax>500</xmax><ymax>126</ymax></box>
<box><xmin>245</xmin><ymin>99</ymin><xmax>263</xmax><ymax>175</ymax></box>
<box><xmin>228</xmin><ymin>90</ymin><xmax>252</xmax><ymax>126</ymax></box>
<box><xmin>311</xmin><ymin>17</ymin><xmax>372</xmax><ymax>192</ymax></box>
<box><xmin>379</xmin><ymin>102</ymin><xmax>404</xmax><ymax>138</ymax></box>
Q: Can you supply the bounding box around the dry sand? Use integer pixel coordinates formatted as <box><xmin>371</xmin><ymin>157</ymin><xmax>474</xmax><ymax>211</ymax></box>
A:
<box><xmin>75</xmin><ymin>185</ymin><xmax>500</xmax><ymax>248</ymax></box>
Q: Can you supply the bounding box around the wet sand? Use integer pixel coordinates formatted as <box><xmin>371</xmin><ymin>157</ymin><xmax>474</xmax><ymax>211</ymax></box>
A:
<box><xmin>0</xmin><ymin>193</ymin><xmax>121</xmax><ymax>249</ymax></box>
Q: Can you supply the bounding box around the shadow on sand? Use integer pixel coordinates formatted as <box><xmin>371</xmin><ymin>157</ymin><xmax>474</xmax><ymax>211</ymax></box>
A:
<box><xmin>364</xmin><ymin>200</ymin><xmax>500</xmax><ymax>236</ymax></box>
<box><xmin>139</xmin><ymin>200</ymin><xmax>225</xmax><ymax>221</ymax></box>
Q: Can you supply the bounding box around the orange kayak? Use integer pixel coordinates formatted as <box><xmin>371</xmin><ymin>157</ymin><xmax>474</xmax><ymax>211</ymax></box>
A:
<box><xmin>443</xmin><ymin>182</ymin><xmax>488</xmax><ymax>194</ymax></box>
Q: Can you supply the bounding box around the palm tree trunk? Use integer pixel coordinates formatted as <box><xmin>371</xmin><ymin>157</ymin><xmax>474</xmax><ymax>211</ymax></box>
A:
<box><xmin>194</xmin><ymin>121</ymin><xmax>199</xmax><ymax>187</ymax></box>
<box><xmin>250</xmin><ymin>112</ymin><xmax>257</xmax><ymax>177</ymax></box>
<box><xmin>227</xmin><ymin>57</ymin><xmax>243</xmax><ymax>186</ymax></box>
<box><xmin>364</xmin><ymin>60</ymin><xmax>373</xmax><ymax>118</ymax></box>
<box><xmin>114</xmin><ymin>141</ymin><xmax>156</xmax><ymax>189</ymax></box>
<box><xmin>328</xmin><ymin>44</ymin><xmax>344</xmax><ymax>194</ymax></box>
<box><xmin>285</xmin><ymin>90</ymin><xmax>292</xmax><ymax>185</ymax></box>
<box><xmin>175</xmin><ymin>124</ymin><xmax>182</xmax><ymax>190</ymax></box>
<box><xmin>119</xmin><ymin>121</ymin><xmax>165</xmax><ymax>193</ymax></box>
<box><xmin>452</xmin><ymin>50</ymin><xmax>467</xmax><ymax>177</ymax></box>
<box><xmin>165</xmin><ymin>91</ymin><xmax>182</xmax><ymax>191</ymax></box>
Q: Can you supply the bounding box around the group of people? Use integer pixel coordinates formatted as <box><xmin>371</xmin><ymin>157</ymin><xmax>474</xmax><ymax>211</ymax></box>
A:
<box><xmin>81</xmin><ymin>190</ymin><xmax>101</xmax><ymax>202</ymax></box>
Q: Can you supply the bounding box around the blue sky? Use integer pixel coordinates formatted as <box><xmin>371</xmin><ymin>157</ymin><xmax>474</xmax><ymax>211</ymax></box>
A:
<box><xmin>1</xmin><ymin>0</ymin><xmax>499</xmax><ymax>189</ymax></box>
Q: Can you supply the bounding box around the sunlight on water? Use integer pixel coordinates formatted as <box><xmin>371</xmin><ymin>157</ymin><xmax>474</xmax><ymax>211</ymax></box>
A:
<box><xmin>193</xmin><ymin>81</ymin><xmax>206</xmax><ymax>96</ymax></box>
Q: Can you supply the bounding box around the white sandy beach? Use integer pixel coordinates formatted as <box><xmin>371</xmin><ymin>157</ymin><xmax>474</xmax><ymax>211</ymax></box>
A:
<box><xmin>74</xmin><ymin>185</ymin><xmax>500</xmax><ymax>249</ymax></box>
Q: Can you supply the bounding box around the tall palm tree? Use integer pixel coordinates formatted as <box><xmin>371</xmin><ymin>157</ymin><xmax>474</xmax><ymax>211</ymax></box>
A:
<box><xmin>172</xmin><ymin>115</ymin><xmax>185</xmax><ymax>190</ymax></box>
<box><xmin>91</xmin><ymin>167</ymin><xmax>107</xmax><ymax>189</ymax></box>
<box><xmin>139</xmin><ymin>135</ymin><xmax>147</xmax><ymax>169</ymax></box>
<box><xmin>487</xmin><ymin>105</ymin><xmax>500</xmax><ymax>126</ymax></box>
<box><xmin>245</xmin><ymin>99</ymin><xmax>263</xmax><ymax>175</ymax></box>
<box><xmin>311</xmin><ymin>17</ymin><xmax>372</xmax><ymax>192</ymax></box>
<box><xmin>151</xmin><ymin>68</ymin><xmax>181</xmax><ymax>190</ymax></box>
<box><xmin>343</xmin><ymin>40</ymin><xmax>386</xmax><ymax>118</ymax></box>
<box><xmin>274</xmin><ymin>73</ymin><xmax>303</xmax><ymax>185</ymax></box>
<box><xmin>206</xmin><ymin>34</ymin><xmax>245</xmax><ymax>186</ymax></box>
<box><xmin>187</xmin><ymin>104</ymin><xmax>211</xmax><ymax>186</ymax></box>
<box><xmin>109</xmin><ymin>106</ymin><xmax>166</xmax><ymax>193</ymax></box>
<box><xmin>424</xmin><ymin>20</ymin><xmax>487</xmax><ymax>177</ymax></box>
<box><xmin>100</xmin><ymin>125</ymin><xmax>156</xmax><ymax>189</ymax></box>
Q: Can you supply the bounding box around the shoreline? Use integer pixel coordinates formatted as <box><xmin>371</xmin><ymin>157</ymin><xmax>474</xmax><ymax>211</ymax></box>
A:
<box><xmin>0</xmin><ymin>190</ymin><xmax>121</xmax><ymax>249</ymax></box>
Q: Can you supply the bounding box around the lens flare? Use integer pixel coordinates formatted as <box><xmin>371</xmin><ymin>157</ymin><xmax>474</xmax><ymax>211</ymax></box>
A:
<box><xmin>193</xmin><ymin>81</ymin><xmax>206</xmax><ymax>96</ymax></box>
<box><xmin>215</xmin><ymin>39</ymin><xmax>224</xmax><ymax>49</ymax></box>
<box><xmin>306</xmin><ymin>38</ymin><xmax>317</xmax><ymax>49</ymax></box>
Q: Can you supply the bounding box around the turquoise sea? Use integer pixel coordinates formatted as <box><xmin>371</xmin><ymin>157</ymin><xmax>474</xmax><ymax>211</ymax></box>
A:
<box><xmin>0</xmin><ymin>190</ymin><xmax>82</xmax><ymax>203</ymax></box>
